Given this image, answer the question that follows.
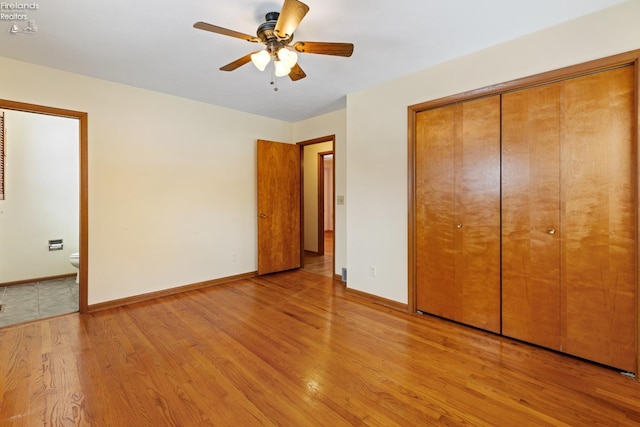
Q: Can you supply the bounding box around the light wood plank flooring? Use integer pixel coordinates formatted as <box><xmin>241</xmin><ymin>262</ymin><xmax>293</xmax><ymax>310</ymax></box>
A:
<box><xmin>1</xmin><ymin>269</ymin><xmax>639</xmax><ymax>425</ymax></box>
<box><xmin>303</xmin><ymin>231</ymin><xmax>334</xmax><ymax>278</ymax></box>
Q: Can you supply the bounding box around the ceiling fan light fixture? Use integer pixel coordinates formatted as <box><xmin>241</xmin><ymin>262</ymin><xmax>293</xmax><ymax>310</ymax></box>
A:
<box><xmin>274</xmin><ymin>59</ymin><xmax>292</xmax><ymax>77</ymax></box>
<box><xmin>251</xmin><ymin>50</ymin><xmax>271</xmax><ymax>71</ymax></box>
<box><xmin>277</xmin><ymin>48</ymin><xmax>298</xmax><ymax>68</ymax></box>
<box><xmin>194</xmin><ymin>0</ymin><xmax>354</xmax><ymax>82</ymax></box>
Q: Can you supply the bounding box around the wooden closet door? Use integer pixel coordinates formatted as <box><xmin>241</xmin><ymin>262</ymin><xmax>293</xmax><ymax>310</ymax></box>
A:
<box><xmin>560</xmin><ymin>67</ymin><xmax>637</xmax><ymax>372</ymax></box>
<box><xmin>456</xmin><ymin>96</ymin><xmax>501</xmax><ymax>333</ymax></box>
<box><xmin>502</xmin><ymin>85</ymin><xmax>562</xmax><ymax>349</ymax></box>
<box><xmin>415</xmin><ymin>96</ymin><xmax>501</xmax><ymax>333</ymax></box>
<box><xmin>416</xmin><ymin>104</ymin><xmax>457</xmax><ymax>321</ymax></box>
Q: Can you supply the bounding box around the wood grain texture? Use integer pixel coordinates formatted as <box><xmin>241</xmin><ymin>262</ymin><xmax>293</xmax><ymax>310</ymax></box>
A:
<box><xmin>415</xmin><ymin>96</ymin><xmax>501</xmax><ymax>333</ymax></box>
<box><xmin>415</xmin><ymin>104</ymin><xmax>457</xmax><ymax>320</ymax></box>
<box><xmin>409</xmin><ymin>52</ymin><xmax>639</xmax><ymax>374</ymax></box>
<box><xmin>502</xmin><ymin>66</ymin><xmax>637</xmax><ymax>372</ymax></box>
<box><xmin>408</xmin><ymin>50</ymin><xmax>640</xmax><ymax>114</ymax></box>
<box><xmin>2</xmin><ymin>269</ymin><xmax>640</xmax><ymax>425</ymax></box>
<box><xmin>560</xmin><ymin>66</ymin><xmax>637</xmax><ymax>372</ymax></box>
<box><xmin>502</xmin><ymin>83</ymin><xmax>562</xmax><ymax>349</ymax></box>
<box><xmin>257</xmin><ymin>140</ymin><xmax>301</xmax><ymax>275</ymax></box>
<box><xmin>455</xmin><ymin>96</ymin><xmax>501</xmax><ymax>333</ymax></box>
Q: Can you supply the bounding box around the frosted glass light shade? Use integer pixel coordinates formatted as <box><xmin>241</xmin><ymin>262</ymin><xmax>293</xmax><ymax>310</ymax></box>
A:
<box><xmin>274</xmin><ymin>60</ymin><xmax>292</xmax><ymax>77</ymax></box>
<box><xmin>251</xmin><ymin>50</ymin><xmax>271</xmax><ymax>71</ymax></box>
<box><xmin>277</xmin><ymin>48</ymin><xmax>298</xmax><ymax>69</ymax></box>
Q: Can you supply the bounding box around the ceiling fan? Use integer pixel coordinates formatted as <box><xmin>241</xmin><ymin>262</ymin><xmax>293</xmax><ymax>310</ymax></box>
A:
<box><xmin>193</xmin><ymin>0</ymin><xmax>354</xmax><ymax>82</ymax></box>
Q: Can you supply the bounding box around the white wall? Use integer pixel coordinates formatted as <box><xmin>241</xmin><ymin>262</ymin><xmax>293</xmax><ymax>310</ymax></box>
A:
<box><xmin>0</xmin><ymin>57</ymin><xmax>291</xmax><ymax>304</ymax></box>
<box><xmin>346</xmin><ymin>0</ymin><xmax>640</xmax><ymax>303</ymax></box>
<box><xmin>0</xmin><ymin>110</ymin><xmax>79</xmax><ymax>282</ymax></box>
<box><xmin>293</xmin><ymin>109</ymin><xmax>347</xmax><ymax>277</ymax></box>
<box><xmin>303</xmin><ymin>140</ymin><xmax>333</xmax><ymax>252</ymax></box>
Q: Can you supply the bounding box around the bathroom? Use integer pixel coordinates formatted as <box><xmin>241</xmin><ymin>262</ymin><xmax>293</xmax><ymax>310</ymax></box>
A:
<box><xmin>0</xmin><ymin>109</ymin><xmax>80</xmax><ymax>327</ymax></box>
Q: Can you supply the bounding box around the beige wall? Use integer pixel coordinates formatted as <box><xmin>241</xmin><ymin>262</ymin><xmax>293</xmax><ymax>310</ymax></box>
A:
<box><xmin>346</xmin><ymin>0</ymin><xmax>640</xmax><ymax>303</ymax></box>
<box><xmin>0</xmin><ymin>57</ymin><xmax>291</xmax><ymax>304</ymax></box>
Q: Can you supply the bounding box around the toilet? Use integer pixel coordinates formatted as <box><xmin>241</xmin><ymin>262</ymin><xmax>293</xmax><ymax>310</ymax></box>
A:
<box><xmin>69</xmin><ymin>252</ymin><xmax>80</xmax><ymax>283</ymax></box>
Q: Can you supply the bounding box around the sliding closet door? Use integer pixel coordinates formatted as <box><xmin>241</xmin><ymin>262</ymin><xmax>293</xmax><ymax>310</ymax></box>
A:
<box><xmin>560</xmin><ymin>66</ymin><xmax>636</xmax><ymax>372</ymax></box>
<box><xmin>456</xmin><ymin>96</ymin><xmax>501</xmax><ymax>333</ymax></box>
<box><xmin>416</xmin><ymin>96</ymin><xmax>501</xmax><ymax>333</ymax></box>
<box><xmin>502</xmin><ymin>84</ymin><xmax>562</xmax><ymax>349</ymax></box>
<box><xmin>415</xmin><ymin>104</ymin><xmax>457</xmax><ymax>321</ymax></box>
<box><xmin>503</xmin><ymin>66</ymin><xmax>636</xmax><ymax>371</ymax></box>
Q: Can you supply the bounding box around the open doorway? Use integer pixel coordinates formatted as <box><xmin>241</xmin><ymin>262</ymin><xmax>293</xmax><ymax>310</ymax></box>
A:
<box><xmin>318</xmin><ymin>152</ymin><xmax>334</xmax><ymax>257</ymax></box>
<box><xmin>299</xmin><ymin>136</ymin><xmax>335</xmax><ymax>278</ymax></box>
<box><xmin>0</xmin><ymin>99</ymin><xmax>88</xmax><ymax>328</ymax></box>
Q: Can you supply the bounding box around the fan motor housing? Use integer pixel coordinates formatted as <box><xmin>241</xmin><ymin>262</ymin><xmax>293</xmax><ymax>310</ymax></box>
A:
<box><xmin>256</xmin><ymin>12</ymin><xmax>292</xmax><ymax>46</ymax></box>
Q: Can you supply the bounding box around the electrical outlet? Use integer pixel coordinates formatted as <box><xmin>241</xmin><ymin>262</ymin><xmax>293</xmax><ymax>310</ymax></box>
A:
<box><xmin>369</xmin><ymin>266</ymin><xmax>376</xmax><ymax>277</ymax></box>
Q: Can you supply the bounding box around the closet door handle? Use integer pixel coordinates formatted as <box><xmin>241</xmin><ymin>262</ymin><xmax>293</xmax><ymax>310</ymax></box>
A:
<box><xmin>456</xmin><ymin>223</ymin><xmax>463</xmax><ymax>229</ymax></box>
<box><xmin>547</xmin><ymin>228</ymin><xmax>556</xmax><ymax>235</ymax></box>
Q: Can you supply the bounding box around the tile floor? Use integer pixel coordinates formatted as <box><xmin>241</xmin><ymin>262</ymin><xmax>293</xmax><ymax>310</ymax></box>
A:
<box><xmin>0</xmin><ymin>276</ymin><xmax>79</xmax><ymax>328</ymax></box>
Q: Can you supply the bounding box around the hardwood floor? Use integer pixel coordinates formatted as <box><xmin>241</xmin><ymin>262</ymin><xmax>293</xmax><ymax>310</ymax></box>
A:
<box><xmin>303</xmin><ymin>230</ymin><xmax>334</xmax><ymax>278</ymax></box>
<box><xmin>303</xmin><ymin>251</ymin><xmax>334</xmax><ymax>278</ymax></box>
<box><xmin>1</xmin><ymin>269</ymin><xmax>639</xmax><ymax>425</ymax></box>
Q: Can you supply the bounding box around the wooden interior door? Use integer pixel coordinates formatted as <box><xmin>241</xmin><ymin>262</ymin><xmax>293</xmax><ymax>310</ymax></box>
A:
<box><xmin>560</xmin><ymin>67</ymin><xmax>636</xmax><ymax>372</ymax></box>
<box><xmin>257</xmin><ymin>139</ymin><xmax>301</xmax><ymax>275</ymax></box>
<box><xmin>415</xmin><ymin>96</ymin><xmax>501</xmax><ymax>333</ymax></box>
<box><xmin>502</xmin><ymin>84</ymin><xmax>562</xmax><ymax>349</ymax></box>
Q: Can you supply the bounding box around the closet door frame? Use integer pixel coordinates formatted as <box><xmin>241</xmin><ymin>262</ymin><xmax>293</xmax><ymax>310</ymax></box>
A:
<box><xmin>408</xmin><ymin>49</ymin><xmax>640</xmax><ymax>374</ymax></box>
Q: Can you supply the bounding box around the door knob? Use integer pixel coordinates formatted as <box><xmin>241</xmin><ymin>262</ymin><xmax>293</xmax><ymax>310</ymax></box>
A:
<box><xmin>259</xmin><ymin>213</ymin><xmax>267</xmax><ymax>218</ymax></box>
<box><xmin>547</xmin><ymin>228</ymin><xmax>556</xmax><ymax>235</ymax></box>
<box><xmin>456</xmin><ymin>223</ymin><xmax>463</xmax><ymax>229</ymax></box>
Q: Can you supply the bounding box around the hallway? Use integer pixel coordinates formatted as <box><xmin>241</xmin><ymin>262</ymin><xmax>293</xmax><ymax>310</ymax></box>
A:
<box><xmin>302</xmin><ymin>230</ymin><xmax>334</xmax><ymax>278</ymax></box>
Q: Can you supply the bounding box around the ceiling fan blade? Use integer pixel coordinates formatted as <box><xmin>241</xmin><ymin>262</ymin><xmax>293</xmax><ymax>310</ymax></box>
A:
<box><xmin>288</xmin><ymin>63</ymin><xmax>306</xmax><ymax>81</ymax></box>
<box><xmin>220</xmin><ymin>52</ymin><xmax>260</xmax><ymax>71</ymax></box>
<box><xmin>292</xmin><ymin>42</ymin><xmax>354</xmax><ymax>57</ymax></box>
<box><xmin>274</xmin><ymin>0</ymin><xmax>309</xmax><ymax>40</ymax></box>
<box><xmin>194</xmin><ymin>21</ymin><xmax>260</xmax><ymax>43</ymax></box>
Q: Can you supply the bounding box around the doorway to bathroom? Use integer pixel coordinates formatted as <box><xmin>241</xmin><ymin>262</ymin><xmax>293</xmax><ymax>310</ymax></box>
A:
<box><xmin>0</xmin><ymin>99</ymin><xmax>88</xmax><ymax>328</ymax></box>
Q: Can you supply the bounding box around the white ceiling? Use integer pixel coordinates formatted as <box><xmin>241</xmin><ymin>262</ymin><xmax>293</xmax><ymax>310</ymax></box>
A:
<box><xmin>0</xmin><ymin>0</ymin><xmax>627</xmax><ymax>122</ymax></box>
